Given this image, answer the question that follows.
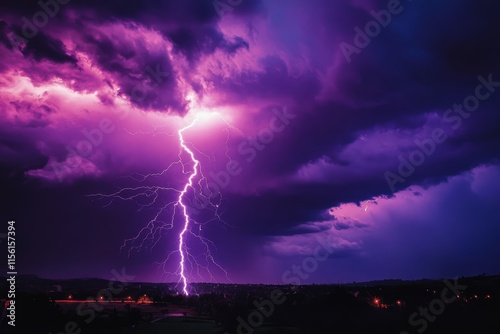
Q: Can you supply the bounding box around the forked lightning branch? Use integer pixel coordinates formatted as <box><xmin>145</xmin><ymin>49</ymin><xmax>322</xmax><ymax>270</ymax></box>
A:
<box><xmin>90</xmin><ymin>114</ymin><xmax>233</xmax><ymax>295</ymax></box>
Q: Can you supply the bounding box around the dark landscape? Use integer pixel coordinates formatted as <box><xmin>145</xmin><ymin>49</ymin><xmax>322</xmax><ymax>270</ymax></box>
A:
<box><xmin>2</xmin><ymin>275</ymin><xmax>499</xmax><ymax>333</ymax></box>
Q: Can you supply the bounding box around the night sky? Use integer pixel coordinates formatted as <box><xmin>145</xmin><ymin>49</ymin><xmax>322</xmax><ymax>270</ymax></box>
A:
<box><xmin>1</xmin><ymin>0</ymin><xmax>500</xmax><ymax>286</ymax></box>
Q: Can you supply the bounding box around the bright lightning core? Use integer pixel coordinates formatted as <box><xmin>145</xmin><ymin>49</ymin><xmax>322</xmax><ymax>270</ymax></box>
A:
<box><xmin>177</xmin><ymin>120</ymin><xmax>200</xmax><ymax>296</ymax></box>
<box><xmin>89</xmin><ymin>111</ymin><xmax>236</xmax><ymax>295</ymax></box>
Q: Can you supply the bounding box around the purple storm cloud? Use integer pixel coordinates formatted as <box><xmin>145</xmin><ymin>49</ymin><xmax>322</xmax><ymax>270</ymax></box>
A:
<box><xmin>1</xmin><ymin>0</ymin><xmax>500</xmax><ymax>285</ymax></box>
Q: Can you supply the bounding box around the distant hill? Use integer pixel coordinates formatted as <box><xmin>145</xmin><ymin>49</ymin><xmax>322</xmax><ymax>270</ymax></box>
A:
<box><xmin>1</xmin><ymin>273</ymin><xmax>499</xmax><ymax>293</ymax></box>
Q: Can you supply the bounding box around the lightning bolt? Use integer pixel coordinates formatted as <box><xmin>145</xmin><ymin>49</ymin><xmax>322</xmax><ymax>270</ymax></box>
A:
<box><xmin>176</xmin><ymin>119</ymin><xmax>199</xmax><ymax>296</ymax></box>
<box><xmin>89</xmin><ymin>112</ymin><xmax>238</xmax><ymax>295</ymax></box>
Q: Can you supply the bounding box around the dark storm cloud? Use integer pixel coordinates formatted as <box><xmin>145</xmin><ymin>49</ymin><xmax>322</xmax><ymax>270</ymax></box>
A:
<box><xmin>0</xmin><ymin>0</ymin><xmax>257</xmax><ymax>114</ymax></box>
<box><xmin>213</xmin><ymin>0</ymin><xmax>500</xmax><ymax>230</ymax></box>
<box><xmin>222</xmin><ymin>179</ymin><xmax>389</xmax><ymax>236</ymax></box>
<box><xmin>63</xmin><ymin>0</ymin><xmax>258</xmax><ymax>24</ymax></box>
<box><xmin>0</xmin><ymin>0</ymin><xmax>221</xmax><ymax>23</ymax></box>
<box><xmin>167</xmin><ymin>25</ymin><xmax>249</xmax><ymax>62</ymax></box>
<box><xmin>0</xmin><ymin>20</ymin><xmax>13</xmax><ymax>50</ymax></box>
<box><xmin>79</xmin><ymin>28</ymin><xmax>186</xmax><ymax>112</ymax></box>
<box><xmin>16</xmin><ymin>29</ymin><xmax>76</xmax><ymax>64</ymax></box>
<box><xmin>65</xmin><ymin>0</ymin><xmax>257</xmax><ymax>63</ymax></box>
<box><xmin>0</xmin><ymin>134</ymin><xmax>47</xmax><ymax>168</ymax></box>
